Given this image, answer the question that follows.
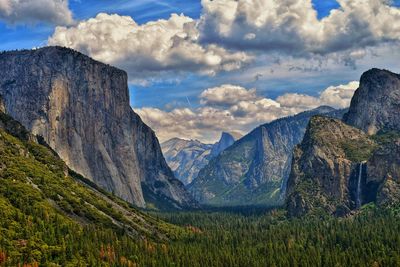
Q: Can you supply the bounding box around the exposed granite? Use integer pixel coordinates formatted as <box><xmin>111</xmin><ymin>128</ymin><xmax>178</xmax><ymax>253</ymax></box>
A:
<box><xmin>344</xmin><ymin>68</ymin><xmax>400</xmax><ymax>134</ymax></box>
<box><xmin>287</xmin><ymin>69</ymin><xmax>400</xmax><ymax>216</ymax></box>
<box><xmin>0</xmin><ymin>46</ymin><xmax>195</xmax><ymax>209</ymax></box>
<box><xmin>285</xmin><ymin>116</ymin><xmax>376</xmax><ymax>217</ymax></box>
<box><xmin>161</xmin><ymin>138</ymin><xmax>213</xmax><ymax>185</ymax></box>
<box><xmin>189</xmin><ymin>106</ymin><xmax>345</xmax><ymax>206</ymax></box>
<box><xmin>210</xmin><ymin>132</ymin><xmax>242</xmax><ymax>157</ymax></box>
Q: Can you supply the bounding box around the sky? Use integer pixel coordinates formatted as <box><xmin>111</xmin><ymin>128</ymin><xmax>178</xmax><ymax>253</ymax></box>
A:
<box><xmin>1</xmin><ymin>0</ymin><xmax>400</xmax><ymax>143</ymax></box>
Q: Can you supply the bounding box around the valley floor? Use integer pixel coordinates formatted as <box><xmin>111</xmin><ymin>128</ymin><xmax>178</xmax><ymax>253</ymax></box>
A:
<box><xmin>2</xmin><ymin>204</ymin><xmax>400</xmax><ymax>266</ymax></box>
<box><xmin>148</xmin><ymin>206</ymin><xmax>400</xmax><ymax>267</ymax></box>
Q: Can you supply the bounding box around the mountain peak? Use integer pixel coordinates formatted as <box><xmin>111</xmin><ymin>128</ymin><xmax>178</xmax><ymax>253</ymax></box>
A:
<box><xmin>361</xmin><ymin>68</ymin><xmax>399</xmax><ymax>78</ymax></box>
<box><xmin>344</xmin><ymin>68</ymin><xmax>400</xmax><ymax>134</ymax></box>
<box><xmin>287</xmin><ymin>68</ymin><xmax>400</xmax><ymax>217</ymax></box>
<box><xmin>2</xmin><ymin>46</ymin><xmax>127</xmax><ymax>75</ymax></box>
<box><xmin>210</xmin><ymin>131</ymin><xmax>241</xmax><ymax>157</ymax></box>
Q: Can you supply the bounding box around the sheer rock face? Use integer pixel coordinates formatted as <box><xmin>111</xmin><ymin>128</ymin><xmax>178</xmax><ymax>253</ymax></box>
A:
<box><xmin>344</xmin><ymin>68</ymin><xmax>400</xmax><ymax>134</ymax></box>
<box><xmin>287</xmin><ymin>69</ymin><xmax>400</xmax><ymax>217</ymax></box>
<box><xmin>189</xmin><ymin>106</ymin><xmax>344</xmax><ymax>206</ymax></box>
<box><xmin>0</xmin><ymin>46</ymin><xmax>195</xmax><ymax>209</ymax></box>
<box><xmin>210</xmin><ymin>132</ymin><xmax>242</xmax><ymax>157</ymax></box>
<box><xmin>368</xmin><ymin>139</ymin><xmax>400</xmax><ymax>206</ymax></box>
<box><xmin>286</xmin><ymin>116</ymin><xmax>400</xmax><ymax>217</ymax></box>
<box><xmin>285</xmin><ymin>116</ymin><xmax>375</xmax><ymax>217</ymax></box>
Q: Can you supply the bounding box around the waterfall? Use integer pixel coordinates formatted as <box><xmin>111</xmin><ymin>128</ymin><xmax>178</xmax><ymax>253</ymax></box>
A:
<box><xmin>356</xmin><ymin>162</ymin><xmax>364</xmax><ymax>209</ymax></box>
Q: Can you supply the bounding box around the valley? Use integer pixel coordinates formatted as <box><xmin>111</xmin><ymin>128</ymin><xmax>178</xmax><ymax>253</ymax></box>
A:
<box><xmin>2</xmin><ymin>0</ymin><xmax>400</xmax><ymax>265</ymax></box>
<box><xmin>0</xmin><ymin>48</ymin><xmax>399</xmax><ymax>266</ymax></box>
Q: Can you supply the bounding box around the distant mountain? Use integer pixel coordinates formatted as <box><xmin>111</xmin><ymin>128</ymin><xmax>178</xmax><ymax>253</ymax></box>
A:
<box><xmin>286</xmin><ymin>69</ymin><xmax>400</xmax><ymax>217</ymax></box>
<box><xmin>162</xmin><ymin>132</ymin><xmax>241</xmax><ymax>185</ymax></box>
<box><xmin>0</xmin><ymin>46</ymin><xmax>195</xmax><ymax>210</ymax></box>
<box><xmin>161</xmin><ymin>138</ymin><xmax>213</xmax><ymax>185</ymax></box>
<box><xmin>210</xmin><ymin>132</ymin><xmax>242</xmax><ymax>157</ymax></box>
<box><xmin>189</xmin><ymin>106</ymin><xmax>346</xmax><ymax>206</ymax></box>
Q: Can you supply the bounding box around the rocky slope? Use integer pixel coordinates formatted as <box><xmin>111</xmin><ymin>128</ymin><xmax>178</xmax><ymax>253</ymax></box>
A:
<box><xmin>285</xmin><ymin>116</ymin><xmax>377</xmax><ymax>217</ymax></box>
<box><xmin>0</xmin><ymin>46</ymin><xmax>195</xmax><ymax>209</ymax></box>
<box><xmin>368</xmin><ymin>135</ymin><xmax>400</xmax><ymax>207</ymax></box>
<box><xmin>161</xmin><ymin>132</ymin><xmax>240</xmax><ymax>185</ymax></box>
<box><xmin>286</xmin><ymin>68</ymin><xmax>400</xmax><ymax>217</ymax></box>
<box><xmin>0</xmin><ymin>109</ymin><xmax>179</xmax><ymax>241</ymax></box>
<box><xmin>189</xmin><ymin>106</ymin><xmax>346</xmax><ymax>206</ymax></box>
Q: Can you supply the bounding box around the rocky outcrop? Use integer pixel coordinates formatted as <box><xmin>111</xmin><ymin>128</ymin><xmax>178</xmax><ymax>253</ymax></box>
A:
<box><xmin>285</xmin><ymin>116</ymin><xmax>377</xmax><ymax>217</ymax></box>
<box><xmin>161</xmin><ymin>132</ymin><xmax>241</xmax><ymax>185</ymax></box>
<box><xmin>161</xmin><ymin>138</ymin><xmax>213</xmax><ymax>185</ymax></box>
<box><xmin>0</xmin><ymin>46</ymin><xmax>195</xmax><ymax>209</ymax></box>
<box><xmin>287</xmin><ymin>68</ymin><xmax>400</xmax><ymax>217</ymax></box>
<box><xmin>367</xmin><ymin>137</ymin><xmax>400</xmax><ymax>207</ymax></box>
<box><xmin>210</xmin><ymin>132</ymin><xmax>242</xmax><ymax>157</ymax></box>
<box><xmin>189</xmin><ymin>106</ymin><xmax>345</xmax><ymax>206</ymax></box>
<box><xmin>344</xmin><ymin>69</ymin><xmax>400</xmax><ymax>134</ymax></box>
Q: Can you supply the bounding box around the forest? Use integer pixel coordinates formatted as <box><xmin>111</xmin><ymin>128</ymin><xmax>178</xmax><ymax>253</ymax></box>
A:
<box><xmin>1</xmin><ymin>111</ymin><xmax>400</xmax><ymax>266</ymax></box>
<box><xmin>2</xmin><ymin>203</ymin><xmax>400</xmax><ymax>266</ymax></box>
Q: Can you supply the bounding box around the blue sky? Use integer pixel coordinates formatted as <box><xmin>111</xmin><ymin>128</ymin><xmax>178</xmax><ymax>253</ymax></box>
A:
<box><xmin>1</xmin><ymin>0</ymin><xmax>400</xmax><ymax>142</ymax></box>
<box><xmin>0</xmin><ymin>0</ymin><xmax>201</xmax><ymax>51</ymax></box>
<box><xmin>0</xmin><ymin>0</ymin><xmax>338</xmax><ymax>50</ymax></box>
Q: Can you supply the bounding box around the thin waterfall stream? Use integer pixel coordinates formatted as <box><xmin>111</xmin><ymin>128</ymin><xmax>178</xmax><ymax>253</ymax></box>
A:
<box><xmin>356</xmin><ymin>162</ymin><xmax>365</xmax><ymax>209</ymax></box>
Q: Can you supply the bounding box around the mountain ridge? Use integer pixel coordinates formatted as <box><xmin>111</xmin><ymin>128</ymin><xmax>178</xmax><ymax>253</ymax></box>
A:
<box><xmin>189</xmin><ymin>106</ymin><xmax>346</xmax><ymax>206</ymax></box>
<box><xmin>286</xmin><ymin>68</ymin><xmax>400</xmax><ymax>216</ymax></box>
<box><xmin>161</xmin><ymin>132</ymin><xmax>240</xmax><ymax>185</ymax></box>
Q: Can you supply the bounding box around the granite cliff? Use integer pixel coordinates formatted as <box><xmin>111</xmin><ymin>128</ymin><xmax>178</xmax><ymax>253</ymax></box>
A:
<box><xmin>210</xmin><ymin>132</ymin><xmax>242</xmax><ymax>157</ymax></box>
<box><xmin>285</xmin><ymin>116</ymin><xmax>377</xmax><ymax>217</ymax></box>
<box><xmin>0</xmin><ymin>46</ymin><xmax>195</xmax><ymax>209</ymax></box>
<box><xmin>286</xmin><ymin>69</ymin><xmax>400</xmax><ymax>216</ymax></box>
<box><xmin>189</xmin><ymin>106</ymin><xmax>346</xmax><ymax>206</ymax></box>
<box><xmin>344</xmin><ymin>69</ymin><xmax>400</xmax><ymax>134</ymax></box>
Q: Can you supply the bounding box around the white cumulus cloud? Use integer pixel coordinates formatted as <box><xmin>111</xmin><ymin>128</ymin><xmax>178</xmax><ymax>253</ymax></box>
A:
<box><xmin>48</xmin><ymin>13</ymin><xmax>251</xmax><ymax>82</ymax></box>
<box><xmin>199</xmin><ymin>0</ymin><xmax>400</xmax><ymax>55</ymax></box>
<box><xmin>277</xmin><ymin>81</ymin><xmax>359</xmax><ymax>109</ymax></box>
<box><xmin>200</xmin><ymin>84</ymin><xmax>258</xmax><ymax>106</ymax></box>
<box><xmin>136</xmin><ymin>81</ymin><xmax>358</xmax><ymax>143</ymax></box>
<box><xmin>0</xmin><ymin>0</ymin><xmax>73</xmax><ymax>25</ymax></box>
<box><xmin>46</xmin><ymin>1</ymin><xmax>400</xmax><ymax>81</ymax></box>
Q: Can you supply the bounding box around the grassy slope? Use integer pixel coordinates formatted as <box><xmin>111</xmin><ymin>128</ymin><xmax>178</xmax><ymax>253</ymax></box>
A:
<box><xmin>0</xmin><ymin>113</ymin><xmax>183</xmax><ymax>266</ymax></box>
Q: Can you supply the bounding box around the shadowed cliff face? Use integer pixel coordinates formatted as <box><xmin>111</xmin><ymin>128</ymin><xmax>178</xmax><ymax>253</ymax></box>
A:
<box><xmin>0</xmin><ymin>46</ymin><xmax>195</xmax><ymax>209</ymax></box>
<box><xmin>285</xmin><ymin>116</ymin><xmax>377</xmax><ymax>217</ymax></box>
<box><xmin>367</xmin><ymin>137</ymin><xmax>400</xmax><ymax>207</ymax></box>
<box><xmin>344</xmin><ymin>69</ymin><xmax>400</xmax><ymax>134</ymax></box>
<box><xmin>287</xmin><ymin>69</ymin><xmax>400</xmax><ymax>217</ymax></box>
<box><xmin>210</xmin><ymin>132</ymin><xmax>241</xmax><ymax>158</ymax></box>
